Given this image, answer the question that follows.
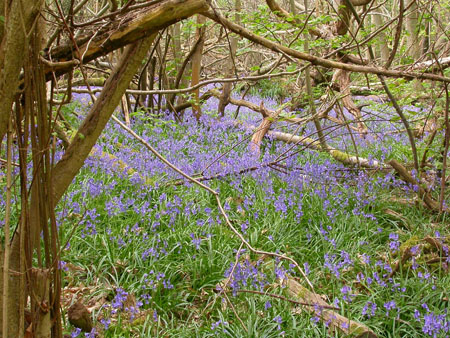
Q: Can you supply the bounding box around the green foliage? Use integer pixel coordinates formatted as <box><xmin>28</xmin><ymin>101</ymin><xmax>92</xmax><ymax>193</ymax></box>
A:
<box><xmin>248</xmin><ymin>78</ymin><xmax>286</xmax><ymax>99</ymax></box>
<box><xmin>130</xmin><ymin>109</ymin><xmax>176</xmax><ymax>132</ymax></box>
<box><xmin>58</xmin><ymin>109</ymin><xmax>450</xmax><ymax>337</ymax></box>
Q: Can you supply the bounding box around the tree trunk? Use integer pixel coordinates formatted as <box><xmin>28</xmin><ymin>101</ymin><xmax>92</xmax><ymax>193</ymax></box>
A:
<box><xmin>52</xmin><ymin>35</ymin><xmax>157</xmax><ymax>203</ymax></box>
<box><xmin>406</xmin><ymin>0</ymin><xmax>420</xmax><ymax>60</ymax></box>
<box><xmin>190</xmin><ymin>15</ymin><xmax>206</xmax><ymax>119</ymax></box>
<box><xmin>0</xmin><ymin>0</ymin><xmax>43</xmax><ymax>144</ymax></box>
<box><xmin>372</xmin><ymin>8</ymin><xmax>390</xmax><ymax>63</ymax></box>
<box><xmin>218</xmin><ymin>0</ymin><xmax>241</xmax><ymax>116</ymax></box>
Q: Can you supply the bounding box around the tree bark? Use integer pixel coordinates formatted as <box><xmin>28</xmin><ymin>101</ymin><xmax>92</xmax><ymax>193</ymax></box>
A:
<box><xmin>406</xmin><ymin>0</ymin><xmax>420</xmax><ymax>60</ymax></box>
<box><xmin>0</xmin><ymin>0</ymin><xmax>43</xmax><ymax>145</ymax></box>
<box><xmin>218</xmin><ymin>0</ymin><xmax>241</xmax><ymax>116</ymax></box>
<box><xmin>372</xmin><ymin>8</ymin><xmax>390</xmax><ymax>63</ymax></box>
<box><xmin>52</xmin><ymin>34</ymin><xmax>157</xmax><ymax>204</ymax></box>
<box><xmin>190</xmin><ymin>15</ymin><xmax>206</xmax><ymax>119</ymax></box>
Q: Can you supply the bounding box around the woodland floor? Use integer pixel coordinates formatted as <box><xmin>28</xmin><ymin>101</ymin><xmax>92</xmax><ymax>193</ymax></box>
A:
<box><xmin>19</xmin><ymin>91</ymin><xmax>450</xmax><ymax>337</ymax></box>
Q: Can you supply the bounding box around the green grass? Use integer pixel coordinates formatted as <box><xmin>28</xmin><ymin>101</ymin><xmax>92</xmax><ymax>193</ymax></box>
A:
<box><xmin>54</xmin><ymin>113</ymin><xmax>450</xmax><ymax>337</ymax></box>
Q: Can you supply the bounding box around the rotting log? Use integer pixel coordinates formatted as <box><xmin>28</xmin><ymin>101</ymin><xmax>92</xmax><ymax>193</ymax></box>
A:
<box><xmin>286</xmin><ymin>278</ymin><xmax>377</xmax><ymax>338</ymax></box>
<box><xmin>264</xmin><ymin>129</ymin><xmax>387</xmax><ymax>169</ymax></box>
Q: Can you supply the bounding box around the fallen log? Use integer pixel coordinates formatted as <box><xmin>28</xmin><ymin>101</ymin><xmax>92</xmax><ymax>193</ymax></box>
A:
<box><xmin>259</xmin><ymin>128</ymin><xmax>388</xmax><ymax>170</ymax></box>
<box><xmin>285</xmin><ymin>278</ymin><xmax>377</xmax><ymax>337</ymax></box>
<box><xmin>409</xmin><ymin>56</ymin><xmax>450</xmax><ymax>72</ymax></box>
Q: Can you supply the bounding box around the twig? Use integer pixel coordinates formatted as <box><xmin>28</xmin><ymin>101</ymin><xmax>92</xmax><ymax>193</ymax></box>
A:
<box><xmin>0</xmin><ymin>158</ymin><xmax>19</xmax><ymax>167</ymax></box>
<box><xmin>223</xmin><ymin>290</ymin><xmax>248</xmax><ymax>332</ymax></box>
<box><xmin>235</xmin><ymin>289</ymin><xmax>339</xmax><ymax>310</ymax></box>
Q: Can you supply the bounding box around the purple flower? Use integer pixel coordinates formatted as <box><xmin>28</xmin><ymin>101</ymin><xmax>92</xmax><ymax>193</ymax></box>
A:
<box><xmin>389</xmin><ymin>233</ymin><xmax>400</xmax><ymax>253</ymax></box>
<box><xmin>340</xmin><ymin>285</ymin><xmax>354</xmax><ymax>302</ymax></box>
<box><xmin>273</xmin><ymin>315</ymin><xmax>282</xmax><ymax>330</ymax></box>
<box><xmin>111</xmin><ymin>288</ymin><xmax>128</xmax><ymax>313</ymax></box>
<box><xmin>303</xmin><ymin>262</ymin><xmax>310</xmax><ymax>275</ymax></box>
<box><xmin>71</xmin><ymin>328</ymin><xmax>81</xmax><ymax>338</ymax></box>
<box><xmin>414</xmin><ymin>309</ymin><xmax>421</xmax><ymax>320</ymax></box>
<box><xmin>384</xmin><ymin>300</ymin><xmax>397</xmax><ymax>316</ymax></box>
<box><xmin>265</xmin><ymin>301</ymin><xmax>272</xmax><ymax>310</ymax></box>
<box><xmin>211</xmin><ymin>320</ymin><xmax>222</xmax><ymax>330</ymax></box>
<box><xmin>190</xmin><ymin>233</ymin><xmax>202</xmax><ymax>250</ymax></box>
<box><xmin>362</xmin><ymin>301</ymin><xmax>377</xmax><ymax>318</ymax></box>
<box><xmin>84</xmin><ymin>328</ymin><xmax>96</xmax><ymax>338</ymax></box>
<box><xmin>411</xmin><ymin>245</ymin><xmax>420</xmax><ymax>256</ymax></box>
<box><xmin>58</xmin><ymin>260</ymin><xmax>69</xmax><ymax>272</ymax></box>
<box><xmin>422</xmin><ymin>312</ymin><xmax>449</xmax><ymax>336</ymax></box>
<box><xmin>100</xmin><ymin>318</ymin><xmax>110</xmax><ymax>330</ymax></box>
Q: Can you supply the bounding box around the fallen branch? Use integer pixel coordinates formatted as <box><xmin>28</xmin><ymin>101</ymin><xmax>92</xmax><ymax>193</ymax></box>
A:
<box><xmin>388</xmin><ymin>159</ymin><xmax>440</xmax><ymax>211</ymax></box>
<box><xmin>250</xmin><ymin>102</ymin><xmax>285</xmax><ymax>154</ymax></box>
<box><xmin>235</xmin><ymin>289</ymin><xmax>339</xmax><ymax>310</ymax></box>
<box><xmin>285</xmin><ymin>278</ymin><xmax>377</xmax><ymax>337</ymax></box>
<box><xmin>409</xmin><ymin>56</ymin><xmax>450</xmax><ymax>72</ymax></box>
<box><xmin>261</xmin><ymin>129</ymin><xmax>387</xmax><ymax>169</ymax></box>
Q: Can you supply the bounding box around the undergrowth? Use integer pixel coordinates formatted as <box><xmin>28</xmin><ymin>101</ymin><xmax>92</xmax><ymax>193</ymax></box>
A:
<box><xmin>2</xmin><ymin>93</ymin><xmax>449</xmax><ymax>337</ymax></box>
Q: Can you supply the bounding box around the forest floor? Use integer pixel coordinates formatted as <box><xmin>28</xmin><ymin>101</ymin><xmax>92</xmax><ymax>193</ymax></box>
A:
<box><xmin>55</xmin><ymin>92</ymin><xmax>450</xmax><ymax>337</ymax></box>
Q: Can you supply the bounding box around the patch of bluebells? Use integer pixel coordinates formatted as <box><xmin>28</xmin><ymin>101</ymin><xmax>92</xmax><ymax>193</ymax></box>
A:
<box><xmin>389</xmin><ymin>233</ymin><xmax>400</xmax><ymax>253</ymax></box>
<box><xmin>51</xmin><ymin>92</ymin><xmax>450</xmax><ymax>335</ymax></box>
<box><xmin>383</xmin><ymin>300</ymin><xmax>397</xmax><ymax>317</ymax></box>
<box><xmin>224</xmin><ymin>259</ymin><xmax>268</xmax><ymax>294</ymax></box>
<box><xmin>323</xmin><ymin>250</ymin><xmax>353</xmax><ymax>279</ymax></box>
<box><xmin>340</xmin><ymin>285</ymin><xmax>354</xmax><ymax>303</ymax></box>
<box><xmin>211</xmin><ymin>319</ymin><xmax>228</xmax><ymax>332</ymax></box>
<box><xmin>414</xmin><ymin>306</ymin><xmax>450</xmax><ymax>337</ymax></box>
<box><xmin>105</xmin><ymin>287</ymin><xmax>142</xmax><ymax>321</ymax></box>
<box><xmin>362</xmin><ymin>301</ymin><xmax>377</xmax><ymax>318</ymax></box>
<box><xmin>70</xmin><ymin>328</ymin><xmax>97</xmax><ymax>338</ymax></box>
<box><xmin>273</xmin><ymin>315</ymin><xmax>282</xmax><ymax>330</ymax></box>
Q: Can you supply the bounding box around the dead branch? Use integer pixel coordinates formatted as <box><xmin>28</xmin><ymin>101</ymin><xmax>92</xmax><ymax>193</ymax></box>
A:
<box><xmin>286</xmin><ymin>278</ymin><xmax>377</xmax><ymax>337</ymax></box>
<box><xmin>388</xmin><ymin>159</ymin><xmax>440</xmax><ymax>212</ymax></box>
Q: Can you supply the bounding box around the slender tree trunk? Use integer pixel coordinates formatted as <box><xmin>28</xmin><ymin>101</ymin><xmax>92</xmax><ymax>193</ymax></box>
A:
<box><xmin>218</xmin><ymin>0</ymin><xmax>241</xmax><ymax>117</ymax></box>
<box><xmin>191</xmin><ymin>15</ymin><xmax>206</xmax><ymax>119</ymax></box>
<box><xmin>0</xmin><ymin>0</ymin><xmax>43</xmax><ymax>144</ymax></box>
<box><xmin>406</xmin><ymin>0</ymin><xmax>420</xmax><ymax>60</ymax></box>
<box><xmin>372</xmin><ymin>8</ymin><xmax>390</xmax><ymax>63</ymax></box>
